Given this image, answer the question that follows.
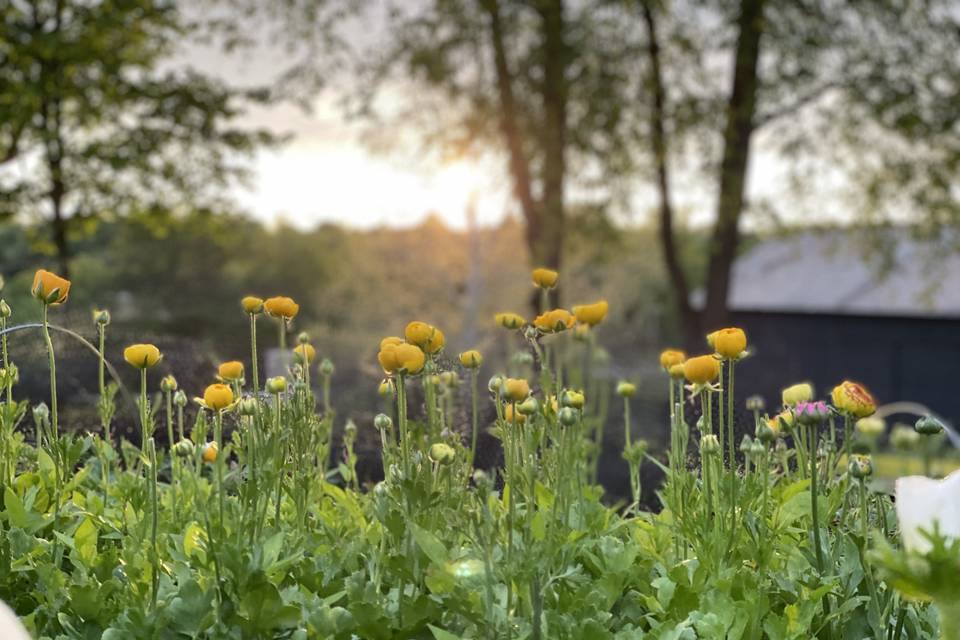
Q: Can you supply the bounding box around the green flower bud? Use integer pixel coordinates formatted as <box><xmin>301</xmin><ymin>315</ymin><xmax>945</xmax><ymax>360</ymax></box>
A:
<box><xmin>319</xmin><ymin>358</ymin><xmax>335</xmax><ymax>376</ymax></box>
<box><xmin>558</xmin><ymin>406</ymin><xmax>578</xmax><ymax>427</ymax></box>
<box><xmin>297</xmin><ymin>331</ymin><xmax>310</xmax><ymax>345</ymax></box>
<box><xmin>700</xmin><ymin>434</ymin><xmax>720</xmax><ymax>456</ymax></box>
<box><xmin>93</xmin><ymin>308</ymin><xmax>111</xmax><ymax>326</ymax></box>
<box><xmin>516</xmin><ymin>396</ymin><xmax>540</xmax><ymax>415</ymax></box>
<box><xmin>848</xmin><ymin>454</ymin><xmax>873</xmax><ymax>479</ymax></box>
<box><xmin>173</xmin><ymin>389</ymin><xmax>187</xmax><ymax>408</ymax></box>
<box><xmin>160</xmin><ymin>375</ymin><xmax>178</xmax><ymax>393</ymax></box>
<box><xmin>428</xmin><ymin>442</ymin><xmax>456</xmax><ymax>465</ymax></box>
<box><xmin>915</xmin><ymin>415</ymin><xmax>945</xmax><ymax>436</ymax></box>
<box><xmin>33</xmin><ymin>402</ymin><xmax>50</xmax><ymax>424</ymax></box>
<box><xmin>374</xmin><ymin>413</ymin><xmax>393</xmax><ymax>431</ymax></box>
<box><xmin>739</xmin><ymin>434</ymin><xmax>754</xmax><ymax>453</ymax></box>
<box><xmin>344</xmin><ymin>419</ymin><xmax>358</xmax><ymax>439</ymax></box>
<box><xmin>378</xmin><ymin>378</ymin><xmax>395</xmax><ymax>397</ymax></box>
<box><xmin>487</xmin><ymin>374</ymin><xmax>505</xmax><ymax>395</ymax></box>
<box><xmin>173</xmin><ymin>439</ymin><xmax>195</xmax><ymax>457</ymax></box>
<box><xmin>745</xmin><ymin>395</ymin><xmax>765</xmax><ymax>412</ymax></box>
<box><xmin>237</xmin><ymin>397</ymin><xmax>259</xmax><ymax>416</ymax></box>
<box><xmin>0</xmin><ymin>300</ymin><xmax>10</xmax><ymax>319</ymax></box>
<box><xmin>266</xmin><ymin>376</ymin><xmax>287</xmax><ymax>394</ymax></box>
<box><xmin>616</xmin><ymin>381</ymin><xmax>637</xmax><ymax>398</ymax></box>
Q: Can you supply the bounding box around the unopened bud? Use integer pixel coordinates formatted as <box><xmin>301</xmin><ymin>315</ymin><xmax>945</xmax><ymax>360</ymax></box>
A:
<box><xmin>319</xmin><ymin>358</ymin><xmax>335</xmax><ymax>376</ymax></box>
<box><xmin>428</xmin><ymin>442</ymin><xmax>456</xmax><ymax>465</ymax></box>
<box><xmin>237</xmin><ymin>397</ymin><xmax>258</xmax><ymax>416</ymax></box>
<box><xmin>374</xmin><ymin>413</ymin><xmax>393</xmax><ymax>431</ymax></box>
<box><xmin>160</xmin><ymin>375</ymin><xmax>178</xmax><ymax>393</ymax></box>
<box><xmin>93</xmin><ymin>309</ymin><xmax>111</xmax><ymax>326</ymax></box>
<box><xmin>173</xmin><ymin>390</ymin><xmax>187</xmax><ymax>408</ymax></box>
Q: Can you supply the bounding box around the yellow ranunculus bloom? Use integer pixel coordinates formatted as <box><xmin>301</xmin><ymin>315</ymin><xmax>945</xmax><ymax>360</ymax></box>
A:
<box><xmin>616</xmin><ymin>381</ymin><xmax>637</xmax><ymax>397</ymax></box>
<box><xmin>264</xmin><ymin>296</ymin><xmax>299</xmax><ymax>320</ymax></box>
<box><xmin>659</xmin><ymin>349</ymin><xmax>686</xmax><ymax>371</ymax></box>
<box><xmin>561</xmin><ymin>389</ymin><xmax>585</xmax><ymax>409</ymax></box>
<box><xmin>683</xmin><ymin>355</ymin><xmax>720</xmax><ymax>384</ymax></box>
<box><xmin>378</xmin><ymin>342</ymin><xmax>426</xmax><ymax>375</ymax></box>
<box><xmin>218</xmin><ymin>361</ymin><xmax>244</xmax><ymax>381</ymax></box>
<box><xmin>668</xmin><ymin>364</ymin><xmax>686</xmax><ymax>379</ymax></box>
<box><xmin>770</xmin><ymin>410</ymin><xmax>795</xmax><ymax>433</ymax></box>
<box><xmin>203</xmin><ymin>383</ymin><xmax>234</xmax><ymax>410</ymax></box>
<box><xmin>831</xmin><ymin>381</ymin><xmax>876</xmax><ymax>418</ymax></box>
<box><xmin>495</xmin><ymin>312</ymin><xmax>525</xmax><ymax>329</ymax></box>
<box><xmin>503</xmin><ymin>403</ymin><xmax>525</xmax><ymax>424</ymax></box>
<box><xmin>425</xmin><ymin>328</ymin><xmax>445</xmax><ymax>354</ymax></box>
<box><xmin>32</xmin><ymin>269</ymin><xmax>71</xmax><ymax>305</ymax></box>
<box><xmin>380</xmin><ymin>336</ymin><xmax>403</xmax><ymax>349</ymax></box>
<box><xmin>241</xmin><ymin>296</ymin><xmax>264</xmax><ymax>314</ymax></box>
<box><xmin>533</xmin><ymin>308</ymin><xmax>575</xmax><ymax>333</ymax></box>
<box><xmin>782</xmin><ymin>382</ymin><xmax>814</xmax><ymax>406</ymax></box>
<box><xmin>572</xmin><ymin>300</ymin><xmax>608</xmax><ymax>326</ymax></box>
<box><xmin>531</xmin><ymin>267</ymin><xmax>559</xmax><ymax>289</ymax></box>
<box><xmin>266</xmin><ymin>376</ymin><xmax>287</xmax><ymax>394</ymax></box>
<box><xmin>201</xmin><ymin>442</ymin><xmax>219</xmax><ymax>463</ymax></box>
<box><xmin>124</xmin><ymin>344</ymin><xmax>162</xmax><ymax>369</ymax></box>
<box><xmin>502</xmin><ymin>378</ymin><xmax>530</xmax><ymax>402</ymax></box>
<box><xmin>293</xmin><ymin>343</ymin><xmax>316</xmax><ymax>364</ymax></box>
<box><xmin>404</xmin><ymin>321</ymin><xmax>435</xmax><ymax>347</ymax></box>
<box><xmin>710</xmin><ymin>327</ymin><xmax>747</xmax><ymax>359</ymax></box>
<box><xmin>459</xmin><ymin>350</ymin><xmax>483</xmax><ymax>368</ymax></box>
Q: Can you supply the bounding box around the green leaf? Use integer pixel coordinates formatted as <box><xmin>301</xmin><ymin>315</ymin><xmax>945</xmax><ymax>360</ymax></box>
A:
<box><xmin>74</xmin><ymin>517</ymin><xmax>98</xmax><ymax>566</ymax></box>
<box><xmin>184</xmin><ymin>521</ymin><xmax>207</xmax><ymax>560</ymax></box>
<box><xmin>428</xmin><ymin>625</ymin><xmax>461</xmax><ymax>640</ymax></box>
<box><xmin>410</xmin><ymin>522</ymin><xmax>447</xmax><ymax>567</ymax></box>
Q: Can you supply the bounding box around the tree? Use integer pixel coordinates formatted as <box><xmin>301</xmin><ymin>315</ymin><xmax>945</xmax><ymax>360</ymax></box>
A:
<box><xmin>0</xmin><ymin>0</ymin><xmax>274</xmax><ymax>276</ymax></box>
<box><xmin>637</xmin><ymin>0</ymin><xmax>960</xmax><ymax>346</ymax></box>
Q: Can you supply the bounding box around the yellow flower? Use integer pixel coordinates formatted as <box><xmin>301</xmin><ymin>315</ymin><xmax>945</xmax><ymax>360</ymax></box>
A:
<box><xmin>572</xmin><ymin>300</ymin><xmax>608</xmax><ymax>326</ymax></box>
<box><xmin>203</xmin><ymin>383</ymin><xmax>234</xmax><ymax>410</ymax></box>
<box><xmin>710</xmin><ymin>327</ymin><xmax>747</xmax><ymax>359</ymax></box>
<box><xmin>533</xmin><ymin>308</ymin><xmax>575</xmax><ymax>333</ymax></box>
<box><xmin>32</xmin><ymin>269</ymin><xmax>71</xmax><ymax>305</ymax></box>
<box><xmin>404</xmin><ymin>321</ymin><xmax>435</xmax><ymax>347</ymax></box>
<box><xmin>770</xmin><ymin>410</ymin><xmax>795</xmax><ymax>433</ymax></box>
<box><xmin>380</xmin><ymin>336</ymin><xmax>404</xmax><ymax>349</ymax></box>
<box><xmin>659</xmin><ymin>349</ymin><xmax>686</xmax><ymax>371</ymax></box>
<box><xmin>218</xmin><ymin>361</ymin><xmax>244</xmax><ymax>381</ymax></box>
<box><xmin>124</xmin><ymin>344</ymin><xmax>162</xmax><ymax>369</ymax></box>
<box><xmin>495</xmin><ymin>312</ymin><xmax>525</xmax><ymax>329</ymax></box>
<box><xmin>503</xmin><ymin>403</ymin><xmax>525</xmax><ymax>424</ymax></box>
<box><xmin>782</xmin><ymin>382</ymin><xmax>814</xmax><ymax>406</ymax></box>
<box><xmin>573</xmin><ymin>323</ymin><xmax>590</xmax><ymax>341</ymax></box>
<box><xmin>241</xmin><ymin>296</ymin><xmax>264</xmax><ymax>314</ymax></box>
<box><xmin>266</xmin><ymin>376</ymin><xmax>287</xmax><ymax>394</ymax></box>
<box><xmin>201</xmin><ymin>442</ymin><xmax>219</xmax><ymax>463</ymax></box>
<box><xmin>459</xmin><ymin>350</ymin><xmax>483</xmax><ymax>368</ymax></box>
<box><xmin>502</xmin><ymin>378</ymin><xmax>530</xmax><ymax>402</ymax></box>
<box><xmin>831</xmin><ymin>381</ymin><xmax>876</xmax><ymax>418</ymax></box>
<box><xmin>293</xmin><ymin>343</ymin><xmax>316</xmax><ymax>364</ymax></box>
<box><xmin>668</xmin><ymin>364</ymin><xmax>686</xmax><ymax>379</ymax></box>
<box><xmin>683</xmin><ymin>355</ymin><xmax>720</xmax><ymax>384</ymax></box>
<box><xmin>377</xmin><ymin>342</ymin><xmax>426</xmax><ymax>375</ymax></box>
<box><xmin>425</xmin><ymin>328</ymin><xmax>445</xmax><ymax>354</ymax></box>
<box><xmin>264</xmin><ymin>296</ymin><xmax>299</xmax><ymax>320</ymax></box>
<box><xmin>531</xmin><ymin>267</ymin><xmax>559</xmax><ymax>289</ymax></box>
<box><xmin>561</xmin><ymin>389</ymin><xmax>585</xmax><ymax>409</ymax></box>
<box><xmin>617</xmin><ymin>381</ymin><xmax>637</xmax><ymax>397</ymax></box>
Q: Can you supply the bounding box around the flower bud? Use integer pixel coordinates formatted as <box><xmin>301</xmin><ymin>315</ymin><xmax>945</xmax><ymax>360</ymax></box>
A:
<box><xmin>237</xmin><ymin>397</ymin><xmax>259</xmax><ymax>416</ymax></box>
<box><xmin>781</xmin><ymin>383</ymin><xmax>813</xmax><ymax>407</ymax></box>
<box><xmin>745</xmin><ymin>395</ymin><xmax>765</xmax><ymax>412</ymax></box>
<box><xmin>739</xmin><ymin>434</ymin><xmax>754</xmax><ymax>453</ymax></box>
<box><xmin>756</xmin><ymin>420</ymin><xmax>777</xmax><ymax>445</ymax></box>
<box><xmin>160</xmin><ymin>375</ymin><xmax>178</xmax><ymax>393</ymax></box>
<box><xmin>297</xmin><ymin>331</ymin><xmax>310</xmax><ymax>345</ymax></box>
<box><xmin>516</xmin><ymin>396</ymin><xmax>540</xmax><ymax>415</ymax></box>
<box><xmin>511</xmin><ymin>351</ymin><xmax>534</xmax><ymax>366</ymax></box>
<box><xmin>201</xmin><ymin>442</ymin><xmax>218</xmax><ymax>463</ymax></box>
<box><xmin>439</xmin><ymin>371</ymin><xmax>459</xmax><ymax>388</ymax></box>
<box><xmin>0</xmin><ymin>299</ymin><xmax>10</xmax><ymax>319</ymax></box>
<box><xmin>344</xmin><ymin>419</ymin><xmax>357</xmax><ymax>439</ymax></box>
<box><xmin>487</xmin><ymin>375</ymin><xmax>505</xmax><ymax>395</ymax></box>
<box><xmin>915</xmin><ymin>415</ymin><xmax>945</xmax><ymax>436</ymax></box>
<box><xmin>378</xmin><ymin>378</ymin><xmax>395</xmax><ymax>397</ymax></box>
<box><xmin>428</xmin><ymin>442</ymin><xmax>456</xmax><ymax>465</ymax></box>
<box><xmin>749</xmin><ymin>440</ymin><xmax>766</xmax><ymax>458</ymax></box>
<box><xmin>173</xmin><ymin>439</ymin><xmax>195</xmax><ymax>457</ymax></box>
<box><xmin>472</xmin><ymin>469</ymin><xmax>491</xmax><ymax>489</ymax></box>
<box><xmin>848</xmin><ymin>454</ymin><xmax>873</xmax><ymax>479</ymax></box>
<box><xmin>795</xmin><ymin>400</ymin><xmax>830</xmax><ymax>426</ymax></box>
<box><xmin>700</xmin><ymin>434</ymin><xmax>720</xmax><ymax>456</ymax></box>
<box><xmin>374</xmin><ymin>413</ymin><xmax>393</xmax><ymax>431</ymax></box>
<box><xmin>560</xmin><ymin>389</ymin><xmax>585</xmax><ymax>409</ymax></box>
<box><xmin>890</xmin><ymin>425</ymin><xmax>920</xmax><ymax>451</ymax></box>
<box><xmin>573</xmin><ymin>323</ymin><xmax>591</xmax><ymax>342</ymax></box>
<box><xmin>855</xmin><ymin>416</ymin><xmax>885</xmax><ymax>438</ymax></box>
<box><xmin>93</xmin><ymin>309</ymin><xmax>111</xmax><ymax>326</ymax></box>
<box><xmin>266</xmin><ymin>376</ymin><xmax>287</xmax><ymax>394</ymax></box>
<box><xmin>459</xmin><ymin>350</ymin><xmax>483</xmax><ymax>369</ymax></box>
<box><xmin>173</xmin><ymin>389</ymin><xmax>187</xmax><ymax>408</ymax></box>
<box><xmin>33</xmin><ymin>402</ymin><xmax>50</xmax><ymax>424</ymax></box>
<box><xmin>558</xmin><ymin>407</ymin><xmax>578</xmax><ymax>427</ymax></box>
<box><xmin>319</xmin><ymin>358</ymin><xmax>335</xmax><ymax>376</ymax></box>
<box><xmin>616</xmin><ymin>381</ymin><xmax>637</xmax><ymax>398</ymax></box>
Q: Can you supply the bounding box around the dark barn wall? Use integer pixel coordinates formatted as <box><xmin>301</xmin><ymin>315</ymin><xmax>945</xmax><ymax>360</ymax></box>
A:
<box><xmin>732</xmin><ymin>311</ymin><xmax>960</xmax><ymax>427</ymax></box>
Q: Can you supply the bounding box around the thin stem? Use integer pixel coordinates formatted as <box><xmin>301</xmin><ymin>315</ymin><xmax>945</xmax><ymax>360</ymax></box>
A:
<box><xmin>469</xmin><ymin>369</ymin><xmax>479</xmax><ymax>468</ymax></box>
<box><xmin>42</xmin><ymin>305</ymin><xmax>58</xmax><ymax>438</ymax></box>
<box><xmin>249</xmin><ymin>314</ymin><xmax>260</xmax><ymax>394</ymax></box>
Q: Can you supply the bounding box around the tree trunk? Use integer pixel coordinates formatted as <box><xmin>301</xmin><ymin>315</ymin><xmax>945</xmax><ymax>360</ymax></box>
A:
<box><xmin>536</xmin><ymin>0</ymin><xmax>567</xmax><ymax>309</ymax></box>
<box><xmin>639</xmin><ymin>0</ymin><xmax>701</xmax><ymax>350</ymax></box>
<box><xmin>702</xmin><ymin>0</ymin><xmax>766</xmax><ymax>330</ymax></box>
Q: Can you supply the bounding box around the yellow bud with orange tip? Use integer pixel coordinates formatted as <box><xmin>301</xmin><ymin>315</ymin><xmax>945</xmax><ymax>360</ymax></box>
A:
<box><xmin>683</xmin><ymin>355</ymin><xmax>720</xmax><ymax>384</ymax></box>
<box><xmin>241</xmin><ymin>296</ymin><xmax>264</xmax><ymax>314</ymax></box>
<box><xmin>124</xmin><ymin>344</ymin><xmax>162</xmax><ymax>369</ymax></box>
<box><xmin>659</xmin><ymin>349</ymin><xmax>686</xmax><ymax>371</ymax></box>
<box><xmin>502</xmin><ymin>378</ymin><xmax>530</xmax><ymax>402</ymax></box>
<box><xmin>264</xmin><ymin>296</ymin><xmax>299</xmax><ymax>320</ymax></box>
<box><xmin>202</xmin><ymin>383</ymin><xmax>234</xmax><ymax>411</ymax></box>
<box><xmin>572</xmin><ymin>300</ymin><xmax>608</xmax><ymax>326</ymax></box>
<box><xmin>710</xmin><ymin>327</ymin><xmax>747</xmax><ymax>359</ymax></box>
<box><xmin>831</xmin><ymin>380</ymin><xmax>876</xmax><ymax>418</ymax></box>
<box><xmin>531</xmin><ymin>267</ymin><xmax>559</xmax><ymax>289</ymax></box>
<box><xmin>293</xmin><ymin>343</ymin><xmax>317</xmax><ymax>364</ymax></box>
<box><xmin>495</xmin><ymin>312</ymin><xmax>525</xmax><ymax>329</ymax></box>
<box><xmin>218</xmin><ymin>361</ymin><xmax>244</xmax><ymax>381</ymax></box>
<box><xmin>32</xmin><ymin>269</ymin><xmax>71</xmax><ymax>305</ymax></box>
<box><xmin>533</xmin><ymin>308</ymin><xmax>575</xmax><ymax>333</ymax></box>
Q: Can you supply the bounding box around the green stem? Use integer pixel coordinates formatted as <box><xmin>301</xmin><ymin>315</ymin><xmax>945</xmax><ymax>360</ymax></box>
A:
<box><xmin>469</xmin><ymin>369</ymin><xmax>479</xmax><ymax>468</ymax></box>
<box><xmin>166</xmin><ymin>390</ymin><xmax>177</xmax><ymax>528</ymax></box>
<box><xmin>214</xmin><ymin>410</ymin><xmax>225</xmax><ymax>535</ymax></box>
<box><xmin>149</xmin><ymin>437</ymin><xmax>159</xmax><ymax>609</ymax></box>
<box><xmin>809</xmin><ymin>422</ymin><xmax>834</xmax><ymax>639</ymax></box>
<box><xmin>42</xmin><ymin>305</ymin><xmax>58</xmax><ymax>438</ymax></box>
<box><xmin>249</xmin><ymin>314</ymin><xmax>260</xmax><ymax>394</ymax></box>
<box><xmin>1</xmin><ymin>316</ymin><xmax>11</xmax><ymax>404</ymax></box>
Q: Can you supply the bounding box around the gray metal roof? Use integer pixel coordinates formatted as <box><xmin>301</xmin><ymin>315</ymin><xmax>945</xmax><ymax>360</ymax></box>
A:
<box><xmin>722</xmin><ymin>231</ymin><xmax>960</xmax><ymax>318</ymax></box>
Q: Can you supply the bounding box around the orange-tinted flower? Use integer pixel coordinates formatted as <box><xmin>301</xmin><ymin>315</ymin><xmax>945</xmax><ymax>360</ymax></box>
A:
<box><xmin>218</xmin><ymin>361</ymin><xmax>244</xmax><ymax>381</ymax></box>
<box><xmin>531</xmin><ymin>267</ymin><xmax>559</xmax><ymax>289</ymax></box>
<box><xmin>32</xmin><ymin>269</ymin><xmax>71</xmax><ymax>305</ymax></box>
<box><xmin>710</xmin><ymin>327</ymin><xmax>747</xmax><ymax>359</ymax></box>
<box><xmin>534</xmin><ymin>308</ymin><xmax>575</xmax><ymax>333</ymax></box>
<box><xmin>241</xmin><ymin>296</ymin><xmax>264</xmax><ymax>314</ymax></box>
<box><xmin>503</xmin><ymin>403</ymin><xmax>525</xmax><ymax>425</ymax></box>
<box><xmin>124</xmin><ymin>344</ymin><xmax>162</xmax><ymax>369</ymax></box>
<box><xmin>572</xmin><ymin>300</ymin><xmax>608</xmax><ymax>326</ymax></box>
<box><xmin>203</xmin><ymin>383</ymin><xmax>234</xmax><ymax>410</ymax></box>
<box><xmin>378</xmin><ymin>342</ymin><xmax>426</xmax><ymax>375</ymax></box>
<box><xmin>659</xmin><ymin>349</ymin><xmax>686</xmax><ymax>371</ymax></box>
<box><xmin>293</xmin><ymin>343</ymin><xmax>317</xmax><ymax>364</ymax></box>
<box><xmin>683</xmin><ymin>355</ymin><xmax>720</xmax><ymax>384</ymax></box>
<box><xmin>831</xmin><ymin>381</ymin><xmax>876</xmax><ymax>418</ymax></box>
<box><xmin>502</xmin><ymin>378</ymin><xmax>530</xmax><ymax>402</ymax></box>
<box><xmin>202</xmin><ymin>442</ymin><xmax>219</xmax><ymax>463</ymax></box>
<box><xmin>264</xmin><ymin>296</ymin><xmax>299</xmax><ymax>320</ymax></box>
<box><xmin>404</xmin><ymin>321</ymin><xmax>435</xmax><ymax>347</ymax></box>
<box><xmin>424</xmin><ymin>327</ymin><xmax>445</xmax><ymax>354</ymax></box>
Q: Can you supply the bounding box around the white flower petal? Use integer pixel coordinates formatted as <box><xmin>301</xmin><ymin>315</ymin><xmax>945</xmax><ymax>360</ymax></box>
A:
<box><xmin>895</xmin><ymin>470</ymin><xmax>960</xmax><ymax>553</ymax></box>
<box><xmin>0</xmin><ymin>600</ymin><xmax>31</xmax><ymax>640</ymax></box>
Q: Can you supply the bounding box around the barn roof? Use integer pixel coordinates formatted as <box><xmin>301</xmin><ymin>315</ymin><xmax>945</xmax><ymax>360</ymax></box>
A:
<box><xmin>721</xmin><ymin>231</ymin><xmax>960</xmax><ymax>319</ymax></box>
